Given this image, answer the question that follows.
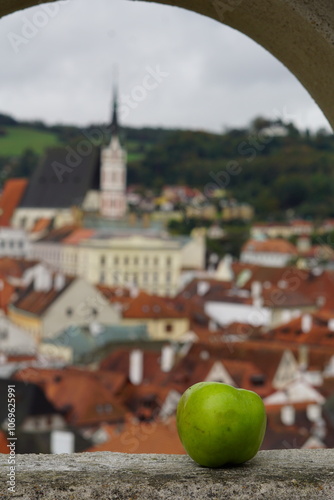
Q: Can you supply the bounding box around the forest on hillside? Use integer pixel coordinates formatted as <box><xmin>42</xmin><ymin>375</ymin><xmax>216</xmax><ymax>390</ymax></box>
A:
<box><xmin>1</xmin><ymin>112</ymin><xmax>334</xmax><ymax>220</ymax></box>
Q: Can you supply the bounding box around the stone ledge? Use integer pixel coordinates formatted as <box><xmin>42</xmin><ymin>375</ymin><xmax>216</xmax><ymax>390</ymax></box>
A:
<box><xmin>0</xmin><ymin>449</ymin><xmax>333</xmax><ymax>499</ymax></box>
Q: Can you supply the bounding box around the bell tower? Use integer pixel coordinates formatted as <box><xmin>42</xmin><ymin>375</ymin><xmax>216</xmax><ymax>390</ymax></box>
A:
<box><xmin>100</xmin><ymin>84</ymin><xmax>127</xmax><ymax>219</ymax></box>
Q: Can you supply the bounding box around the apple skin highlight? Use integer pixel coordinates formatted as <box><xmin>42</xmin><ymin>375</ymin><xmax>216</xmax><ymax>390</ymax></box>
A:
<box><xmin>176</xmin><ymin>382</ymin><xmax>267</xmax><ymax>468</ymax></box>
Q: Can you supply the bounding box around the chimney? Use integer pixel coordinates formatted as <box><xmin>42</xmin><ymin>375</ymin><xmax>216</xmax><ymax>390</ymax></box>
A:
<box><xmin>280</xmin><ymin>405</ymin><xmax>295</xmax><ymax>426</ymax></box>
<box><xmin>298</xmin><ymin>345</ymin><xmax>309</xmax><ymax>371</ymax></box>
<box><xmin>209</xmin><ymin>320</ymin><xmax>218</xmax><ymax>332</ymax></box>
<box><xmin>89</xmin><ymin>322</ymin><xmax>104</xmax><ymax>336</ymax></box>
<box><xmin>129</xmin><ymin>349</ymin><xmax>143</xmax><ymax>385</ymax></box>
<box><xmin>328</xmin><ymin>319</ymin><xmax>334</xmax><ymax>332</ymax></box>
<box><xmin>0</xmin><ymin>352</ymin><xmax>7</xmax><ymax>365</ymax></box>
<box><xmin>306</xmin><ymin>404</ymin><xmax>322</xmax><ymax>423</ymax></box>
<box><xmin>34</xmin><ymin>266</ymin><xmax>52</xmax><ymax>292</ymax></box>
<box><xmin>251</xmin><ymin>281</ymin><xmax>262</xmax><ymax>299</ymax></box>
<box><xmin>54</xmin><ymin>273</ymin><xmax>66</xmax><ymax>291</ymax></box>
<box><xmin>216</xmin><ymin>254</ymin><xmax>234</xmax><ymax>281</ymax></box>
<box><xmin>161</xmin><ymin>344</ymin><xmax>175</xmax><ymax>373</ymax></box>
<box><xmin>130</xmin><ymin>285</ymin><xmax>139</xmax><ymax>298</ymax></box>
<box><xmin>197</xmin><ymin>281</ymin><xmax>210</xmax><ymax>296</ymax></box>
<box><xmin>301</xmin><ymin>314</ymin><xmax>312</xmax><ymax>333</ymax></box>
<box><xmin>251</xmin><ymin>281</ymin><xmax>263</xmax><ymax>307</ymax></box>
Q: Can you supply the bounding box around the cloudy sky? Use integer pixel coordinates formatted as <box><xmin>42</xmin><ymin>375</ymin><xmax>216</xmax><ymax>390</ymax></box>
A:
<box><xmin>0</xmin><ymin>0</ymin><xmax>331</xmax><ymax>133</ymax></box>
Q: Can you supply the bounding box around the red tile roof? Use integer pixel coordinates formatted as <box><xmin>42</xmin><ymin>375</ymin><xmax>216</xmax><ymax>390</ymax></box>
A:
<box><xmin>11</xmin><ymin>276</ymin><xmax>75</xmax><ymax>316</ymax></box>
<box><xmin>0</xmin><ymin>178</ymin><xmax>28</xmax><ymax>226</ymax></box>
<box><xmin>87</xmin><ymin>416</ymin><xmax>186</xmax><ymax>454</ymax></box>
<box><xmin>242</xmin><ymin>239</ymin><xmax>298</xmax><ymax>255</ymax></box>
<box><xmin>30</xmin><ymin>218</ymin><xmax>52</xmax><ymax>234</ymax></box>
<box><xmin>231</xmin><ymin>263</ymin><xmax>334</xmax><ymax>308</ymax></box>
<box><xmin>0</xmin><ymin>431</ymin><xmax>9</xmax><ymax>454</ymax></box>
<box><xmin>161</xmin><ymin>343</ymin><xmax>275</xmax><ymax>398</ymax></box>
<box><xmin>269</xmin><ymin>310</ymin><xmax>334</xmax><ymax>347</ymax></box>
<box><xmin>122</xmin><ymin>291</ymin><xmax>187</xmax><ymax>320</ymax></box>
<box><xmin>100</xmin><ymin>348</ymin><xmax>166</xmax><ymax>385</ymax></box>
<box><xmin>14</xmin><ymin>367</ymin><xmax>127</xmax><ymax>426</ymax></box>
<box><xmin>96</xmin><ymin>285</ymin><xmax>133</xmax><ymax>307</ymax></box>
<box><xmin>0</xmin><ymin>257</ymin><xmax>39</xmax><ymax>279</ymax></box>
<box><xmin>0</xmin><ymin>279</ymin><xmax>15</xmax><ymax>311</ymax></box>
<box><xmin>37</xmin><ymin>225</ymin><xmax>79</xmax><ymax>242</ymax></box>
<box><xmin>62</xmin><ymin>228</ymin><xmax>96</xmax><ymax>245</ymax></box>
<box><xmin>261</xmin><ymin>404</ymin><xmax>334</xmax><ymax>450</ymax></box>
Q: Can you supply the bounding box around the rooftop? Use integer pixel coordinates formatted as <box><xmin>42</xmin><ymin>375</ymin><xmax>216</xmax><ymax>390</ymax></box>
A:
<box><xmin>0</xmin><ymin>178</ymin><xmax>28</xmax><ymax>226</ymax></box>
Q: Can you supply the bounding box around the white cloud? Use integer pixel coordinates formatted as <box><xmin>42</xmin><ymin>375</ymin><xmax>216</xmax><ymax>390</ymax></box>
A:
<box><xmin>0</xmin><ymin>0</ymin><xmax>331</xmax><ymax>132</ymax></box>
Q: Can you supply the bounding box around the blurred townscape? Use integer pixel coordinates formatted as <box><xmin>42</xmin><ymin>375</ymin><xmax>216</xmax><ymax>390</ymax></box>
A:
<box><xmin>0</xmin><ymin>93</ymin><xmax>334</xmax><ymax>455</ymax></box>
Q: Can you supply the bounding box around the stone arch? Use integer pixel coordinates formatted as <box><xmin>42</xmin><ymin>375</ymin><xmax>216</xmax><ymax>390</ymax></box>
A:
<box><xmin>1</xmin><ymin>0</ymin><xmax>334</xmax><ymax>128</ymax></box>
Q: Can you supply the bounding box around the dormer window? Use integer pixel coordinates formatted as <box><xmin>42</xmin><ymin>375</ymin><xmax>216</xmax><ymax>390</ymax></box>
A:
<box><xmin>250</xmin><ymin>374</ymin><xmax>266</xmax><ymax>386</ymax></box>
<box><xmin>66</xmin><ymin>307</ymin><xmax>73</xmax><ymax>317</ymax></box>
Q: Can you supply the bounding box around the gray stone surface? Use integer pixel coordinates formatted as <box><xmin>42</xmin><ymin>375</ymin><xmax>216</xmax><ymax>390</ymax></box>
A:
<box><xmin>0</xmin><ymin>449</ymin><xmax>333</xmax><ymax>499</ymax></box>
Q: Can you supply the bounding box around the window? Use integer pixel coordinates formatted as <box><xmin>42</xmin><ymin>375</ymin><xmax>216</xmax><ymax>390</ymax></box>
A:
<box><xmin>166</xmin><ymin>272</ymin><xmax>171</xmax><ymax>283</ymax></box>
<box><xmin>153</xmin><ymin>257</ymin><xmax>159</xmax><ymax>266</ymax></box>
<box><xmin>144</xmin><ymin>256</ymin><xmax>149</xmax><ymax>266</ymax></box>
<box><xmin>114</xmin><ymin>256</ymin><xmax>119</xmax><ymax>265</ymax></box>
<box><xmin>153</xmin><ymin>272</ymin><xmax>158</xmax><ymax>283</ymax></box>
<box><xmin>124</xmin><ymin>256</ymin><xmax>129</xmax><ymax>265</ymax></box>
<box><xmin>66</xmin><ymin>307</ymin><xmax>73</xmax><ymax>317</ymax></box>
<box><xmin>250</xmin><ymin>374</ymin><xmax>266</xmax><ymax>386</ymax></box>
<box><xmin>100</xmin><ymin>255</ymin><xmax>106</xmax><ymax>266</ymax></box>
<box><xmin>165</xmin><ymin>324</ymin><xmax>173</xmax><ymax>333</ymax></box>
<box><xmin>0</xmin><ymin>329</ymin><xmax>8</xmax><ymax>340</ymax></box>
<box><xmin>166</xmin><ymin>256</ymin><xmax>171</xmax><ymax>266</ymax></box>
<box><xmin>134</xmin><ymin>257</ymin><xmax>139</xmax><ymax>266</ymax></box>
<box><xmin>100</xmin><ymin>272</ymin><xmax>105</xmax><ymax>284</ymax></box>
<box><xmin>105</xmin><ymin>403</ymin><xmax>113</xmax><ymax>413</ymax></box>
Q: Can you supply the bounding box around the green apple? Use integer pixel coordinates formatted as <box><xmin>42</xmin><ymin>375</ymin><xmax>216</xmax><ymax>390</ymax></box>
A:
<box><xmin>176</xmin><ymin>382</ymin><xmax>266</xmax><ymax>467</ymax></box>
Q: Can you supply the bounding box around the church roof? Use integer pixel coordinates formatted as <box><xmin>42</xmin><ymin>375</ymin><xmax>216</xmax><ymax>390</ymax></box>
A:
<box><xmin>19</xmin><ymin>145</ymin><xmax>100</xmax><ymax>209</ymax></box>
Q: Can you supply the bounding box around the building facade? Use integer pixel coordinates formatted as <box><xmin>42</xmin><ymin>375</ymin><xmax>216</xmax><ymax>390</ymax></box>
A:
<box><xmin>100</xmin><ymin>90</ymin><xmax>127</xmax><ymax>219</ymax></box>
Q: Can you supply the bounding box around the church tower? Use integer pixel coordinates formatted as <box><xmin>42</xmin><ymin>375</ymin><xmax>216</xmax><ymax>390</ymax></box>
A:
<box><xmin>100</xmin><ymin>85</ymin><xmax>127</xmax><ymax>219</ymax></box>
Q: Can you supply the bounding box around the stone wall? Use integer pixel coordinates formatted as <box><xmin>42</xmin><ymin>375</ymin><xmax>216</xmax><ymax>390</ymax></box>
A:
<box><xmin>0</xmin><ymin>449</ymin><xmax>333</xmax><ymax>499</ymax></box>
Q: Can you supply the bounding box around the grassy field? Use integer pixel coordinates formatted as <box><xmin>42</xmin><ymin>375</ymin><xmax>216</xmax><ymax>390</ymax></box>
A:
<box><xmin>0</xmin><ymin>126</ymin><xmax>61</xmax><ymax>156</ymax></box>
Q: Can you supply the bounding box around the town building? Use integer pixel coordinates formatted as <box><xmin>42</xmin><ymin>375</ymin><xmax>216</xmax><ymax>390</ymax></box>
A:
<box><xmin>251</xmin><ymin>220</ymin><xmax>314</xmax><ymax>239</ymax></box>
<box><xmin>0</xmin><ymin>227</ymin><xmax>30</xmax><ymax>258</ymax></box>
<box><xmin>240</xmin><ymin>238</ymin><xmax>298</xmax><ymax>267</ymax></box>
<box><xmin>31</xmin><ymin>228</ymin><xmax>206</xmax><ymax>296</ymax></box>
<box><xmin>8</xmin><ymin>266</ymin><xmax>121</xmax><ymax>342</ymax></box>
<box><xmin>11</xmin><ymin>87</ymin><xmax>127</xmax><ymax>231</ymax></box>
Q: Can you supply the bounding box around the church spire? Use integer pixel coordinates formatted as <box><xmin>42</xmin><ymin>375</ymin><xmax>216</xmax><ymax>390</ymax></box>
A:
<box><xmin>110</xmin><ymin>83</ymin><xmax>119</xmax><ymax>138</ymax></box>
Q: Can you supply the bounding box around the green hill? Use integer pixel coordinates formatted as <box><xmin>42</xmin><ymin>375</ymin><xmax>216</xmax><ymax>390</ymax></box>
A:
<box><xmin>1</xmin><ymin>112</ymin><xmax>334</xmax><ymax>220</ymax></box>
<box><xmin>0</xmin><ymin>126</ymin><xmax>61</xmax><ymax>156</ymax></box>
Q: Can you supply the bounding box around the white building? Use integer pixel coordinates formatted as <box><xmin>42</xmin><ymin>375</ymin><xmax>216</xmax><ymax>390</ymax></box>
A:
<box><xmin>240</xmin><ymin>238</ymin><xmax>298</xmax><ymax>268</ymax></box>
<box><xmin>0</xmin><ymin>315</ymin><xmax>36</xmax><ymax>355</ymax></box>
<box><xmin>31</xmin><ymin>230</ymin><xmax>206</xmax><ymax>297</ymax></box>
<box><xmin>0</xmin><ymin>227</ymin><xmax>30</xmax><ymax>258</ymax></box>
